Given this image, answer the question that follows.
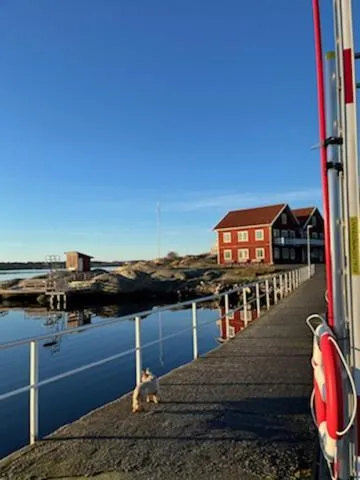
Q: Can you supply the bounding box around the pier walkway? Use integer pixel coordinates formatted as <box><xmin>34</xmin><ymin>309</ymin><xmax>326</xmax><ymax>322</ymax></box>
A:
<box><xmin>0</xmin><ymin>269</ymin><xmax>325</xmax><ymax>480</ymax></box>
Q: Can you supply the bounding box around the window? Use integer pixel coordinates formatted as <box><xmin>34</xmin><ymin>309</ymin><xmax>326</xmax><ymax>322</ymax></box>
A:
<box><xmin>238</xmin><ymin>249</ymin><xmax>249</xmax><ymax>262</ymax></box>
<box><xmin>228</xmin><ymin>326</ymin><xmax>235</xmax><ymax>338</ymax></box>
<box><xmin>255</xmin><ymin>229</ymin><xmax>264</xmax><ymax>241</ymax></box>
<box><xmin>237</xmin><ymin>230</ymin><xmax>248</xmax><ymax>242</ymax></box>
<box><xmin>312</xmin><ymin>216</ymin><xmax>317</xmax><ymax>226</ymax></box>
<box><xmin>274</xmin><ymin>247</ymin><xmax>280</xmax><ymax>260</ymax></box>
<box><xmin>256</xmin><ymin>248</ymin><xmax>265</xmax><ymax>259</ymax></box>
<box><xmin>282</xmin><ymin>248</ymin><xmax>289</xmax><ymax>260</ymax></box>
<box><xmin>224</xmin><ymin>250</ymin><xmax>232</xmax><ymax>262</ymax></box>
<box><xmin>281</xmin><ymin>213</ymin><xmax>287</xmax><ymax>225</ymax></box>
<box><xmin>319</xmin><ymin>233</ymin><xmax>324</xmax><ymax>239</ymax></box>
<box><xmin>223</xmin><ymin>232</ymin><xmax>231</xmax><ymax>243</ymax></box>
<box><xmin>273</xmin><ymin>228</ymin><xmax>280</xmax><ymax>237</ymax></box>
<box><xmin>290</xmin><ymin>248</ymin><xmax>296</xmax><ymax>260</ymax></box>
<box><xmin>282</xmin><ymin>229</ymin><xmax>288</xmax><ymax>237</ymax></box>
<box><xmin>240</xmin><ymin>310</ymin><xmax>251</xmax><ymax>321</ymax></box>
<box><xmin>289</xmin><ymin>230</ymin><xmax>295</xmax><ymax>238</ymax></box>
<box><xmin>312</xmin><ymin>232</ymin><xmax>318</xmax><ymax>239</ymax></box>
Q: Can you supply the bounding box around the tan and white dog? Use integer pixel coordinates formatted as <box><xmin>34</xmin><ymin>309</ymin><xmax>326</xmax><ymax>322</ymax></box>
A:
<box><xmin>132</xmin><ymin>368</ymin><xmax>160</xmax><ymax>413</ymax></box>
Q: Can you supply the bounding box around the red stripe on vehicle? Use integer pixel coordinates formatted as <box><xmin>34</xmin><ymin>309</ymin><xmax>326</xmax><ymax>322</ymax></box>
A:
<box><xmin>343</xmin><ymin>48</ymin><xmax>354</xmax><ymax>104</ymax></box>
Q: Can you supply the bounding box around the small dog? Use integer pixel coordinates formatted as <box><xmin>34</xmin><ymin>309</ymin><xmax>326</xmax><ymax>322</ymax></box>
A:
<box><xmin>132</xmin><ymin>368</ymin><xmax>160</xmax><ymax>413</ymax></box>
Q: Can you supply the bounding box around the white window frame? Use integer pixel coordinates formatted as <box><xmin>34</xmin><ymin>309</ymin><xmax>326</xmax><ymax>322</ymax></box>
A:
<box><xmin>240</xmin><ymin>309</ymin><xmax>251</xmax><ymax>321</ymax></box>
<box><xmin>238</xmin><ymin>248</ymin><xmax>249</xmax><ymax>262</ymax></box>
<box><xmin>237</xmin><ymin>231</ymin><xmax>248</xmax><ymax>242</ymax></box>
<box><xmin>256</xmin><ymin>247</ymin><xmax>265</xmax><ymax>260</ymax></box>
<box><xmin>282</xmin><ymin>229</ymin><xmax>288</xmax><ymax>238</ymax></box>
<box><xmin>229</xmin><ymin>326</ymin><xmax>235</xmax><ymax>338</ymax></box>
<box><xmin>282</xmin><ymin>247</ymin><xmax>289</xmax><ymax>260</ymax></box>
<box><xmin>255</xmin><ymin>229</ymin><xmax>264</xmax><ymax>241</ymax></box>
<box><xmin>281</xmin><ymin>213</ymin><xmax>287</xmax><ymax>225</ymax></box>
<box><xmin>224</xmin><ymin>249</ymin><xmax>232</xmax><ymax>262</ymax></box>
<box><xmin>223</xmin><ymin>232</ymin><xmax>231</xmax><ymax>243</ymax></box>
<box><xmin>290</xmin><ymin>248</ymin><xmax>295</xmax><ymax>260</ymax></box>
<box><xmin>274</xmin><ymin>247</ymin><xmax>280</xmax><ymax>260</ymax></box>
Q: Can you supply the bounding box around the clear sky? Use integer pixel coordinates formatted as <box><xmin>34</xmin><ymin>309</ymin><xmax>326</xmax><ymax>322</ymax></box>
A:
<box><xmin>0</xmin><ymin>1</ymin><xmax>337</xmax><ymax>261</ymax></box>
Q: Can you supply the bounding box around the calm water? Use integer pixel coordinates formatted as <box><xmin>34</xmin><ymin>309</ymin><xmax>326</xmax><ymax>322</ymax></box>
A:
<box><xmin>0</xmin><ymin>304</ymin><xmax>220</xmax><ymax>458</ymax></box>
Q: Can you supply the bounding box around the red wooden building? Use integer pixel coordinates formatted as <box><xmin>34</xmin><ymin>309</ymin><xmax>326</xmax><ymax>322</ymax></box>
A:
<box><xmin>214</xmin><ymin>203</ymin><xmax>324</xmax><ymax>265</ymax></box>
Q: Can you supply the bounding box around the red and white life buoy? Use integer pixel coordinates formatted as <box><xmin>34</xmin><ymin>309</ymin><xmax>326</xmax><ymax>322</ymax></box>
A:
<box><xmin>311</xmin><ymin>322</ymin><xmax>342</xmax><ymax>463</ymax></box>
<box><xmin>307</xmin><ymin>314</ymin><xmax>357</xmax><ymax>480</ymax></box>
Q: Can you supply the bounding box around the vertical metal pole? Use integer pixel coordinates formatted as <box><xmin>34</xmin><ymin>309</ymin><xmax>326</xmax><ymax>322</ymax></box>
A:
<box><xmin>135</xmin><ymin>316</ymin><xmax>142</xmax><ymax>386</ymax></box>
<box><xmin>265</xmin><ymin>279</ymin><xmax>270</xmax><ymax>310</ymax></box>
<box><xmin>307</xmin><ymin>225</ymin><xmax>312</xmax><ymax>279</ymax></box>
<box><xmin>284</xmin><ymin>273</ymin><xmax>288</xmax><ymax>296</ymax></box>
<box><xmin>273</xmin><ymin>277</ymin><xmax>278</xmax><ymax>304</ymax></box>
<box><xmin>242</xmin><ymin>288</ymin><xmax>248</xmax><ymax>327</ymax></box>
<box><xmin>279</xmin><ymin>275</ymin><xmax>284</xmax><ymax>299</ymax></box>
<box><xmin>224</xmin><ymin>293</ymin><xmax>230</xmax><ymax>340</ymax></box>
<box><xmin>30</xmin><ymin>341</ymin><xmax>38</xmax><ymax>445</ymax></box>
<box><xmin>192</xmin><ymin>302</ymin><xmax>198</xmax><ymax>359</ymax></box>
<box><xmin>255</xmin><ymin>282</ymin><xmax>260</xmax><ymax>317</ymax></box>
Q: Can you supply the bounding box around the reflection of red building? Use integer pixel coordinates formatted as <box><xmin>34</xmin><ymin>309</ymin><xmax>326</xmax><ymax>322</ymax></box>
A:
<box><xmin>217</xmin><ymin>306</ymin><xmax>258</xmax><ymax>342</ymax></box>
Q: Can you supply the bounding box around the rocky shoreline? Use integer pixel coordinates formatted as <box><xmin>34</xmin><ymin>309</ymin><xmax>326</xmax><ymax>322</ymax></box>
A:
<box><xmin>0</xmin><ymin>254</ymin><xmax>278</xmax><ymax>308</ymax></box>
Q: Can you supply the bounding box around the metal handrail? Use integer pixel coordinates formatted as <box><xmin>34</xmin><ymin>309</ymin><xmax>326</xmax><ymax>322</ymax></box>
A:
<box><xmin>0</xmin><ymin>265</ymin><xmax>314</xmax><ymax>448</ymax></box>
<box><xmin>0</xmin><ymin>279</ymin><xmax>262</xmax><ymax>350</ymax></box>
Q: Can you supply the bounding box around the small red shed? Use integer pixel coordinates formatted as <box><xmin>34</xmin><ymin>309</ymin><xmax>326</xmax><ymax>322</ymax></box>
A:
<box><xmin>65</xmin><ymin>251</ymin><xmax>93</xmax><ymax>272</ymax></box>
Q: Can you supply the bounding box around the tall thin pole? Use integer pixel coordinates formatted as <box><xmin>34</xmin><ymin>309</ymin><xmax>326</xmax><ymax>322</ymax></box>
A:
<box><xmin>157</xmin><ymin>202</ymin><xmax>161</xmax><ymax>260</ymax></box>
<box><xmin>312</xmin><ymin>0</ymin><xmax>334</xmax><ymax>327</ymax></box>
<box><xmin>307</xmin><ymin>225</ymin><xmax>312</xmax><ymax>278</ymax></box>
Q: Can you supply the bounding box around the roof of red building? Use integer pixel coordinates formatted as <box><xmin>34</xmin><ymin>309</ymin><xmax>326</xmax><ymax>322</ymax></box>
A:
<box><xmin>213</xmin><ymin>203</ymin><xmax>286</xmax><ymax>230</ymax></box>
<box><xmin>292</xmin><ymin>207</ymin><xmax>316</xmax><ymax>226</ymax></box>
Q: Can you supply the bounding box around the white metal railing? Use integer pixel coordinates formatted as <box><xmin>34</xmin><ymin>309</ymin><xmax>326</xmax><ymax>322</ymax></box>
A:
<box><xmin>0</xmin><ymin>264</ymin><xmax>315</xmax><ymax>447</ymax></box>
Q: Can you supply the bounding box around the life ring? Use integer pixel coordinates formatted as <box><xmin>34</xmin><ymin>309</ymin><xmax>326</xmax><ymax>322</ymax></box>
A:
<box><xmin>311</xmin><ymin>323</ymin><xmax>342</xmax><ymax>463</ymax></box>
<box><xmin>307</xmin><ymin>315</ymin><xmax>357</xmax><ymax>480</ymax></box>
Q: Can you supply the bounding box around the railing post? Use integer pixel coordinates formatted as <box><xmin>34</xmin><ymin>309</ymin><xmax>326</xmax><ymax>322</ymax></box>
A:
<box><xmin>284</xmin><ymin>273</ymin><xmax>288</xmax><ymax>296</ymax></box>
<box><xmin>273</xmin><ymin>277</ymin><xmax>278</xmax><ymax>304</ymax></box>
<box><xmin>296</xmin><ymin>269</ymin><xmax>299</xmax><ymax>288</ymax></box>
<box><xmin>192</xmin><ymin>302</ymin><xmax>198</xmax><ymax>359</ymax></box>
<box><xmin>279</xmin><ymin>275</ymin><xmax>284</xmax><ymax>299</ymax></box>
<box><xmin>30</xmin><ymin>340</ymin><xmax>39</xmax><ymax>445</ymax></box>
<box><xmin>255</xmin><ymin>282</ymin><xmax>260</xmax><ymax>318</ymax></box>
<box><xmin>289</xmin><ymin>271</ymin><xmax>293</xmax><ymax>293</ymax></box>
<box><xmin>242</xmin><ymin>288</ymin><xmax>248</xmax><ymax>327</ymax></box>
<box><xmin>224</xmin><ymin>293</ymin><xmax>230</xmax><ymax>340</ymax></box>
<box><xmin>265</xmin><ymin>279</ymin><xmax>270</xmax><ymax>310</ymax></box>
<box><xmin>135</xmin><ymin>316</ymin><xmax>142</xmax><ymax>386</ymax></box>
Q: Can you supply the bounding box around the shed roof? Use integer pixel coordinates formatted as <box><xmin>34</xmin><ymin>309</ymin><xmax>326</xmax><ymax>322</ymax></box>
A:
<box><xmin>64</xmin><ymin>251</ymin><xmax>94</xmax><ymax>259</ymax></box>
<box><xmin>213</xmin><ymin>203</ymin><xmax>286</xmax><ymax>230</ymax></box>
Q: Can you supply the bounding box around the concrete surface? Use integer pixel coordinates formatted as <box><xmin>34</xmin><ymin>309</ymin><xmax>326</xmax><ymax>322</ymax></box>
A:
<box><xmin>0</xmin><ymin>269</ymin><xmax>325</xmax><ymax>480</ymax></box>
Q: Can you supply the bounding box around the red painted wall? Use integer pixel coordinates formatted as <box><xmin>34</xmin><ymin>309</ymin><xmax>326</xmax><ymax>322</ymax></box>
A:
<box><xmin>217</xmin><ymin>226</ymin><xmax>271</xmax><ymax>264</ymax></box>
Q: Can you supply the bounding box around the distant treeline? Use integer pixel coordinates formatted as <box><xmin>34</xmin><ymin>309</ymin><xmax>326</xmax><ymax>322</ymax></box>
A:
<box><xmin>0</xmin><ymin>261</ymin><xmax>123</xmax><ymax>271</ymax></box>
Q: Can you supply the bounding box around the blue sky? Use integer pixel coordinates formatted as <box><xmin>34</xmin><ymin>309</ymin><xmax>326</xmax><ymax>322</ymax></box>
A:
<box><xmin>0</xmin><ymin>0</ymin><xmax>336</xmax><ymax>261</ymax></box>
